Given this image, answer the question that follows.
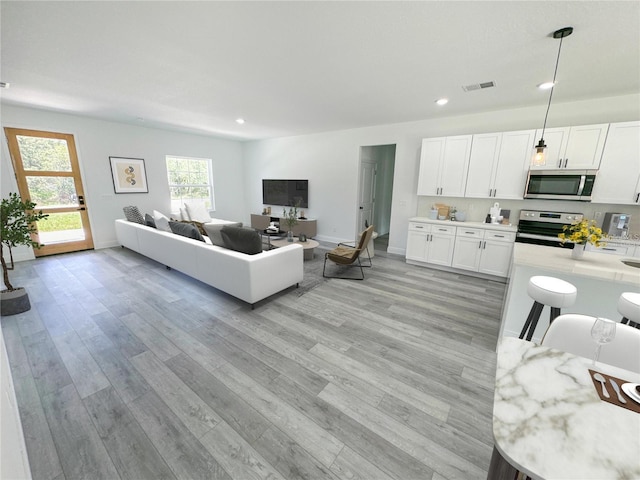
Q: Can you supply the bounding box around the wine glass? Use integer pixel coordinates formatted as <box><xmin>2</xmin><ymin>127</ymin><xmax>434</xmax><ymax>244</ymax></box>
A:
<box><xmin>590</xmin><ymin>317</ymin><xmax>616</xmax><ymax>366</ymax></box>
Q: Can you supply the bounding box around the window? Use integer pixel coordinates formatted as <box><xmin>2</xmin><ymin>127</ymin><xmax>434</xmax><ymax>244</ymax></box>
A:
<box><xmin>166</xmin><ymin>155</ymin><xmax>215</xmax><ymax>212</ymax></box>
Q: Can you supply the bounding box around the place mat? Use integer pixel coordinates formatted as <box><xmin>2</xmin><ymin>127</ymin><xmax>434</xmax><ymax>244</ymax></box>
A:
<box><xmin>589</xmin><ymin>369</ymin><xmax>640</xmax><ymax>414</ymax></box>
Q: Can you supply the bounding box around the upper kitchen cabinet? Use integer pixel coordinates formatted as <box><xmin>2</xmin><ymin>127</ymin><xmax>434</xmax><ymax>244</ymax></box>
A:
<box><xmin>465</xmin><ymin>129</ymin><xmax>536</xmax><ymax>199</ymax></box>
<box><xmin>529</xmin><ymin>123</ymin><xmax>609</xmax><ymax>170</ymax></box>
<box><xmin>591</xmin><ymin>121</ymin><xmax>640</xmax><ymax>205</ymax></box>
<box><xmin>417</xmin><ymin>135</ymin><xmax>472</xmax><ymax>196</ymax></box>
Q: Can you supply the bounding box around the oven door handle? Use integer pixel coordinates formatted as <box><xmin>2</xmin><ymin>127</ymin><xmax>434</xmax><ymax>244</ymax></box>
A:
<box><xmin>516</xmin><ymin>233</ymin><xmax>562</xmax><ymax>242</ymax></box>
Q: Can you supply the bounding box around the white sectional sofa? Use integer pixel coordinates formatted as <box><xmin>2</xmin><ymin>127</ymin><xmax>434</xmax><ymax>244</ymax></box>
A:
<box><xmin>115</xmin><ymin>219</ymin><xmax>304</xmax><ymax>307</ymax></box>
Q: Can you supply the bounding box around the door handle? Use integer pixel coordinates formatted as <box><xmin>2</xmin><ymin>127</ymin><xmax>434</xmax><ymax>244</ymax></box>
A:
<box><xmin>558</xmin><ymin>158</ymin><xmax>562</xmax><ymax>168</ymax></box>
<box><xmin>635</xmin><ymin>192</ymin><xmax>639</xmax><ymax>203</ymax></box>
<box><xmin>563</xmin><ymin>158</ymin><xmax>569</xmax><ymax>168</ymax></box>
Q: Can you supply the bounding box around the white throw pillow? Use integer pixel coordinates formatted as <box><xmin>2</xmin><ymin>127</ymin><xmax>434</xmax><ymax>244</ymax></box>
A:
<box><xmin>153</xmin><ymin>210</ymin><xmax>172</xmax><ymax>232</ymax></box>
<box><xmin>185</xmin><ymin>202</ymin><xmax>212</xmax><ymax>223</ymax></box>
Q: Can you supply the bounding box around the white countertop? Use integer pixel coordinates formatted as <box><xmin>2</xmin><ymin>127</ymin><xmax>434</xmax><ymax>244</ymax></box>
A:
<box><xmin>409</xmin><ymin>217</ymin><xmax>517</xmax><ymax>232</ymax></box>
<box><xmin>513</xmin><ymin>243</ymin><xmax>640</xmax><ymax>285</ymax></box>
<box><xmin>493</xmin><ymin>337</ymin><xmax>640</xmax><ymax>480</ymax></box>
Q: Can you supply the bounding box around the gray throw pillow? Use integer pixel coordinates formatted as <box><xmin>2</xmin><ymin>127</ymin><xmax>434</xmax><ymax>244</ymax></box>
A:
<box><xmin>220</xmin><ymin>226</ymin><xmax>262</xmax><ymax>255</ymax></box>
<box><xmin>123</xmin><ymin>205</ymin><xmax>145</xmax><ymax>224</ymax></box>
<box><xmin>203</xmin><ymin>222</ymin><xmax>242</xmax><ymax>247</ymax></box>
<box><xmin>168</xmin><ymin>221</ymin><xmax>205</xmax><ymax>242</ymax></box>
<box><xmin>144</xmin><ymin>213</ymin><xmax>156</xmax><ymax>228</ymax></box>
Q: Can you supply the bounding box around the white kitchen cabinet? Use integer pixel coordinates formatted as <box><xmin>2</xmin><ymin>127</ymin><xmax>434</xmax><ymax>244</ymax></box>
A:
<box><xmin>530</xmin><ymin>124</ymin><xmax>609</xmax><ymax>170</ymax></box>
<box><xmin>465</xmin><ymin>130</ymin><xmax>536</xmax><ymax>199</ymax></box>
<box><xmin>406</xmin><ymin>222</ymin><xmax>456</xmax><ymax>266</ymax></box>
<box><xmin>452</xmin><ymin>227</ymin><xmax>515</xmax><ymax>277</ymax></box>
<box><xmin>539</xmin><ymin>124</ymin><xmax>609</xmax><ymax>169</ymax></box>
<box><xmin>417</xmin><ymin>135</ymin><xmax>472</xmax><ymax>196</ymax></box>
<box><xmin>591</xmin><ymin>121</ymin><xmax>640</xmax><ymax>204</ymax></box>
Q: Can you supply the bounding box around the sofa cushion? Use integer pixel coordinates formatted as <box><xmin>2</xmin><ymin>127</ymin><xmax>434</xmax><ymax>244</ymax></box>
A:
<box><xmin>177</xmin><ymin>219</ymin><xmax>207</xmax><ymax>236</ymax></box>
<box><xmin>123</xmin><ymin>205</ymin><xmax>145</xmax><ymax>224</ymax></box>
<box><xmin>168</xmin><ymin>221</ymin><xmax>205</xmax><ymax>242</ymax></box>
<box><xmin>153</xmin><ymin>210</ymin><xmax>172</xmax><ymax>232</ymax></box>
<box><xmin>144</xmin><ymin>214</ymin><xmax>156</xmax><ymax>228</ymax></box>
<box><xmin>185</xmin><ymin>202</ymin><xmax>212</xmax><ymax>223</ymax></box>
<box><xmin>203</xmin><ymin>222</ymin><xmax>242</xmax><ymax>247</ymax></box>
<box><xmin>220</xmin><ymin>226</ymin><xmax>262</xmax><ymax>255</ymax></box>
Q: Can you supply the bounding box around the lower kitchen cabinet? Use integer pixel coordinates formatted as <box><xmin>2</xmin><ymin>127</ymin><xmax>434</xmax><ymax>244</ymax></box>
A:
<box><xmin>408</xmin><ymin>219</ymin><xmax>516</xmax><ymax>279</ymax></box>
<box><xmin>452</xmin><ymin>228</ymin><xmax>515</xmax><ymax>277</ymax></box>
<box><xmin>406</xmin><ymin>222</ymin><xmax>456</xmax><ymax>266</ymax></box>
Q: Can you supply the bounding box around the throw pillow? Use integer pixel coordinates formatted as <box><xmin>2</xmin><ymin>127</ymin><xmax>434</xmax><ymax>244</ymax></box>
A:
<box><xmin>178</xmin><ymin>219</ymin><xmax>207</xmax><ymax>237</ymax></box>
<box><xmin>179</xmin><ymin>206</ymin><xmax>188</xmax><ymax>221</ymax></box>
<box><xmin>153</xmin><ymin>210</ymin><xmax>172</xmax><ymax>232</ymax></box>
<box><xmin>203</xmin><ymin>222</ymin><xmax>242</xmax><ymax>247</ymax></box>
<box><xmin>144</xmin><ymin>213</ymin><xmax>156</xmax><ymax>228</ymax></box>
<box><xmin>168</xmin><ymin>221</ymin><xmax>205</xmax><ymax>242</ymax></box>
<box><xmin>220</xmin><ymin>226</ymin><xmax>262</xmax><ymax>255</ymax></box>
<box><xmin>184</xmin><ymin>202</ymin><xmax>212</xmax><ymax>223</ymax></box>
<box><xmin>123</xmin><ymin>206</ymin><xmax>145</xmax><ymax>224</ymax></box>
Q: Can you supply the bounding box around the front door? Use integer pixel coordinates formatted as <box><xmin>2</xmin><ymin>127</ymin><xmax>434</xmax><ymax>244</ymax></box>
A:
<box><xmin>4</xmin><ymin>128</ymin><xmax>94</xmax><ymax>256</ymax></box>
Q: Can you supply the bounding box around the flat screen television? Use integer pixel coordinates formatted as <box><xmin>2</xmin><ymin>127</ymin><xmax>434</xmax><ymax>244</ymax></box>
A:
<box><xmin>262</xmin><ymin>179</ymin><xmax>308</xmax><ymax>208</ymax></box>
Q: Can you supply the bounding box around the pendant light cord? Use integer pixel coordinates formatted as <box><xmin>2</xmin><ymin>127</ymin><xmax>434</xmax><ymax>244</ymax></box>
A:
<box><xmin>540</xmin><ymin>35</ymin><xmax>566</xmax><ymax>141</ymax></box>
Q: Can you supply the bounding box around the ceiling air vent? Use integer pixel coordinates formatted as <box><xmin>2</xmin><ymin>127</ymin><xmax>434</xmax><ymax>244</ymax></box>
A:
<box><xmin>462</xmin><ymin>81</ymin><xmax>496</xmax><ymax>92</ymax></box>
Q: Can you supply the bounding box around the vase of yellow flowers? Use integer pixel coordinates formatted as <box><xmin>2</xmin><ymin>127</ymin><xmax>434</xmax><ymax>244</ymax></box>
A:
<box><xmin>558</xmin><ymin>219</ymin><xmax>606</xmax><ymax>259</ymax></box>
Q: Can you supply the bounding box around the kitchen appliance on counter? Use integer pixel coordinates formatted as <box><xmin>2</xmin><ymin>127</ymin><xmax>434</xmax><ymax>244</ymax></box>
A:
<box><xmin>524</xmin><ymin>169</ymin><xmax>597</xmax><ymax>201</ymax></box>
<box><xmin>516</xmin><ymin>210</ymin><xmax>583</xmax><ymax>248</ymax></box>
<box><xmin>602</xmin><ymin>212</ymin><xmax>631</xmax><ymax>238</ymax></box>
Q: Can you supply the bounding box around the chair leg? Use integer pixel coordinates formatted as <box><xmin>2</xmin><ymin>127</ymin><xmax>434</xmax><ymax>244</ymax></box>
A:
<box><xmin>550</xmin><ymin>307</ymin><xmax>561</xmax><ymax>323</ymax></box>
<box><xmin>322</xmin><ymin>255</ymin><xmax>365</xmax><ymax>280</ymax></box>
<box><xmin>621</xmin><ymin>316</ymin><xmax>629</xmax><ymax>325</ymax></box>
<box><xmin>360</xmin><ymin>247</ymin><xmax>372</xmax><ymax>267</ymax></box>
<box><xmin>519</xmin><ymin>301</ymin><xmax>544</xmax><ymax>341</ymax></box>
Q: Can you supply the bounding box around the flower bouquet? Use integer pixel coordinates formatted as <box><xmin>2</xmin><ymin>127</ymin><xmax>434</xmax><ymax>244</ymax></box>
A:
<box><xmin>558</xmin><ymin>219</ymin><xmax>606</xmax><ymax>258</ymax></box>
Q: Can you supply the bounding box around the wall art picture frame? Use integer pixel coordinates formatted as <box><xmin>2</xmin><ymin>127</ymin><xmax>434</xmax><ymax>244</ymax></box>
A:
<box><xmin>109</xmin><ymin>156</ymin><xmax>148</xmax><ymax>193</ymax></box>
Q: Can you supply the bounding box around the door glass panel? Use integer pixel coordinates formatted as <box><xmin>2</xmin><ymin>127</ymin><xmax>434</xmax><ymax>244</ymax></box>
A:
<box><xmin>16</xmin><ymin>135</ymin><xmax>72</xmax><ymax>171</ymax></box>
<box><xmin>37</xmin><ymin>212</ymin><xmax>85</xmax><ymax>244</ymax></box>
<box><xmin>25</xmin><ymin>176</ymin><xmax>78</xmax><ymax>207</ymax></box>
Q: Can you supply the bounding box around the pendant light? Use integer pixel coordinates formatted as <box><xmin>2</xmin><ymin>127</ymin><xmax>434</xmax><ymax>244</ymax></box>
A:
<box><xmin>532</xmin><ymin>26</ymin><xmax>573</xmax><ymax>166</ymax></box>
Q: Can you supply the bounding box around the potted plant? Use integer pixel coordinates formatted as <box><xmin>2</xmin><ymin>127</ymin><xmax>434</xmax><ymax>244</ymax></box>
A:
<box><xmin>1</xmin><ymin>193</ymin><xmax>48</xmax><ymax>315</ymax></box>
<box><xmin>558</xmin><ymin>219</ymin><xmax>606</xmax><ymax>259</ymax></box>
<box><xmin>282</xmin><ymin>203</ymin><xmax>299</xmax><ymax>242</ymax></box>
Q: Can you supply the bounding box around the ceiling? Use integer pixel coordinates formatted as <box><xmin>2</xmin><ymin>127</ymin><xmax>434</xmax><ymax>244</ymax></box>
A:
<box><xmin>1</xmin><ymin>1</ymin><xmax>639</xmax><ymax>141</ymax></box>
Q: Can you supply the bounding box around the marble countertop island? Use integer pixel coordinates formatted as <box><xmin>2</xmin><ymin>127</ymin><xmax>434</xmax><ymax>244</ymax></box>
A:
<box><xmin>491</xmin><ymin>337</ymin><xmax>640</xmax><ymax>480</ymax></box>
<box><xmin>501</xmin><ymin>244</ymin><xmax>640</xmax><ymax>342</ymax></box>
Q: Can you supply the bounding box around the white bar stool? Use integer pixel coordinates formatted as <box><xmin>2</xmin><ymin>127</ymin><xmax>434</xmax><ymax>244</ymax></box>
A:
<box><xmin>618</xmin><ymin>292</ymin><xmax>640</xmax><ymax>329</ymax></box>
<box><xmin>519</xmin><ymin>276</ymin><xmax>577</xmax><ymax>342</ymax></box>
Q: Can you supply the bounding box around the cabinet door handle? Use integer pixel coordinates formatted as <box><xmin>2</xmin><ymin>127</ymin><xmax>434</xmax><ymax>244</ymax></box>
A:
<box><xmin>558</xmin><ymin>158</ymin><xmax>562</xmax><ymax>168</ymax></box>
<box><xmin>483</xmin><ymin>241</ymin><xmax>487</xmax><ymax>249</ymax></box>
<box><xmin>563</xmin><ymin>158</ymin><xmax>569</xmax><ymax>168</ymax></box>
<box><xmin>465</xmin><ymin>231</ymin><xmax>475</xmax><ymax>234</ymax></box>
<box><xmin>478</xmin><ymin>240</ymin><xmax>482</xmax><ymax>249</ymax></box>
<box><xmin>602</xmin><ymin>247</ymin><xmax>616</xmax><ymax>251</ymax></box>
<box><xmin>635</xmin><ymin>193</ymin><xmax>640</xmax><ymax>203</ymax></box>
<box><xmin>495</xmin><ymin>235</ymin><xmax>505</xmax><ymax>238</ymax></box>
<box><xmin>493</xmin><ymin>188</ymin><xmax>497</xmax><ymax>197</ymax></box>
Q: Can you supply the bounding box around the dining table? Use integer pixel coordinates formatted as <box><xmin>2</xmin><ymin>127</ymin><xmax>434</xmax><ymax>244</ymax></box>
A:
<box><xmin>488</xmin><ymin>336</ymin><xmax>640</xmax><ymax>480</ymax></box>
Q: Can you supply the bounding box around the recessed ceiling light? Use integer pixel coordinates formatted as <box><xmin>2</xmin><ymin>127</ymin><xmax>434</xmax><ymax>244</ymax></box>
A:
<box><xmin>538</xmin><ymin>82</ymin><xmax>555</xmax><ymax>90</ymax></box>
<box><xmin>435</xmin><ymin>98</ymin><xmax>449</xmax><ymax>106</ymax></box>
<box><xmin>236</xmin><ymin>118</ymin><xmax>245</xmax><ymax>124</ymax></box>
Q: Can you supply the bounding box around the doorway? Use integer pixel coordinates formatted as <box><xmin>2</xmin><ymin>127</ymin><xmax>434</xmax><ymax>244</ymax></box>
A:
<box><xmin>4</xmin><ymin>128</ymin><xmax>94</xmax><ymax>256</ymax></box>
<box><xmin>357</xmin><ymin>144</ymin><xmax>396</xmax><ymax>250</ymax></box>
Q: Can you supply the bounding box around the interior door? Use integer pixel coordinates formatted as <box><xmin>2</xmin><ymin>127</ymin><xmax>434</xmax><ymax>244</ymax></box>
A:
<box><xmin>358</xmin><ymin>158</ymin><xmax>376</xmax><ymax>233</ymax></box>
<box><xmin>4</xmin><ymin>128</ymin><xmax>94</xmax><ymax>256</ymax></box>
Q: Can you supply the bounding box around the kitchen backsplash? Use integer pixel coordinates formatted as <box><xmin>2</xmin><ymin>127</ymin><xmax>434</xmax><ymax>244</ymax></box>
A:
<box><xmin>416</xmin><ymin>196</ymin><xmax>640</xmax><ymax>237</ymax></box>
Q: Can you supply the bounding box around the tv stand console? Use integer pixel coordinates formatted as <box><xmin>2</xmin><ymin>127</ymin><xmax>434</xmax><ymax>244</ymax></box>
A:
<box><xmin>251</xmin><ymin>214</ymin><xmax>317</xmax><ymax>238</ymax></box>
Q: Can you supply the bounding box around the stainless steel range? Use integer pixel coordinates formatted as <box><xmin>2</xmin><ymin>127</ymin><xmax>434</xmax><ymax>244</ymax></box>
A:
<box><xmin>516</xmin><ymin>210</ymin><xmax>584</xmax><ymax>248</ymax></box>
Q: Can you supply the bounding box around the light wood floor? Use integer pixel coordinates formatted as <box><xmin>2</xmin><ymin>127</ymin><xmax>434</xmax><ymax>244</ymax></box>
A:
<box><xmin>1</xmin><ymin>244</ymin><xmax>506</xmax><ymax>480</ymax></box>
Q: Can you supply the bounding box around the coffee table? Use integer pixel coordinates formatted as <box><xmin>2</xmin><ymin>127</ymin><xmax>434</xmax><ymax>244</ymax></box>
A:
<box><xmin>270</xmin><ymin>236</ymin><xmax>320</xmax><ymax>260</ymax></box>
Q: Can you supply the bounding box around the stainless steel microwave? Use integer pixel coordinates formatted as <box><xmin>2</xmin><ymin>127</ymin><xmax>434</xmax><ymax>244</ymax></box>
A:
<box><xmin>524</xmin><ymin>169</ymin><xmax>597</xmax><ymax>201</ymax></box>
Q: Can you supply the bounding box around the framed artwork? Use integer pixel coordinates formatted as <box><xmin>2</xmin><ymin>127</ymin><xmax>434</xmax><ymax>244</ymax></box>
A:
<box><xmin>109</xmin><ymin>156</ymin><xmax>148</xmax><ymax>193</ymax></box>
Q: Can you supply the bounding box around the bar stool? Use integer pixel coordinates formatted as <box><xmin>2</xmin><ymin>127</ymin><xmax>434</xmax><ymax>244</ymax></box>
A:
<box><xmin>618</xmin><ymin>292</ymin><xmax>640</xmax><ymax>329</ymax></box>
<box><xmin>519</xmin><ymin>276</ymin><xmax>577</xmax><ymax>342</ymax></box>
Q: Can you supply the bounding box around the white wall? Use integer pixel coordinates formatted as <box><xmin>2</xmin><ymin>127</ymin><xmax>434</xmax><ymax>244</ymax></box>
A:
<box><xmin>243</xmin><ymin>93</ymin><xmax>640</xmax><ymax>253</ymax></box>
<box><xmin>1</xmin><ymin>105</ymin><xmax>246</xmax><ymax>261</ymax></box>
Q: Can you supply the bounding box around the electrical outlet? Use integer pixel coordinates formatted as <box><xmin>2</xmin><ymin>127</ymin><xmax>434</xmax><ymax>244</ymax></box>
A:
<box><xmin>593</xmin><ymin>211</ymin><xmax>603</xmax><ymax>226</ymax></box>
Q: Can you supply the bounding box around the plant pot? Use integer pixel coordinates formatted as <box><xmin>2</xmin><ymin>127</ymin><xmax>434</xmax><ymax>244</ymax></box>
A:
<box><xmin>1</xmin><ymin>288</ymin><xmax>31</xmax><ymax>316</ymax></box>
<box><xmin>571</xmin><ymin>244</ymin><xmax>586</xmax><ymax>260</ymax></box>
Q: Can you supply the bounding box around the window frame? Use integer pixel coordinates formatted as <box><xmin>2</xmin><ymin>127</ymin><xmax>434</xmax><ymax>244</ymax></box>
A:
<box><xmin>165</xmin><ymin>155</ymin><xmax>215</xmax><ymax>212</ymax></box>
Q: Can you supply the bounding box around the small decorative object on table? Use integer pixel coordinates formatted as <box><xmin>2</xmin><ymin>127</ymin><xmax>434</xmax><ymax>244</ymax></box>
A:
<box><xmin>283</xmin><ymin>203</ymin><xmax>299</xmax><ymax>242</ymax></box>
<box><xmin>558</xmin><ymin>219</ymin><xmax>606</xmax><ymax>259</ymax></box>
<box><xmin>299</xmin><ymin>233</ymin><xmax>307</xmax><ymax>242</ymax></box>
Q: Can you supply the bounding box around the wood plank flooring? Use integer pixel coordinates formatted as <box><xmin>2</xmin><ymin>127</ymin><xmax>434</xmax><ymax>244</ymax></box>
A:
<box><xmin>1</xmin><ymin>244</ymin><xmax>506</xmax><ymax>480</ymax></box>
